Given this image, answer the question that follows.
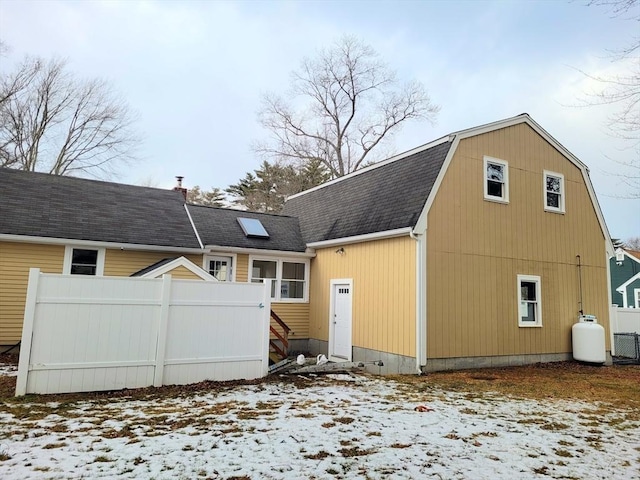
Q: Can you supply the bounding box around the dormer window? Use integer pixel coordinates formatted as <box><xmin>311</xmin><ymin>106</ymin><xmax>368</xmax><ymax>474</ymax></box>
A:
<box><xmin>484</xmin><ymin>156</ymin><xmax>509</xmax><ymax>203</ymax></box>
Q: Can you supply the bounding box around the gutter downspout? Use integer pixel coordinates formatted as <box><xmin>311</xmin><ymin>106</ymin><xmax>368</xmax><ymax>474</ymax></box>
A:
<box><xmin>410</xmin><ymin>229</ymin><xmax>426</xmax><ymax>374</ymax></box>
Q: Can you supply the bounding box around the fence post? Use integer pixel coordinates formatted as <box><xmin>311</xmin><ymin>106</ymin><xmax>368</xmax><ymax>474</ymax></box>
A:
<box><xmin>610</xmin><ymin>305</ymin><xmax>618</xmax><ymax>357</ymax></box>
<box><xmin>15</xmin><ymin>268</ymin><xmax>40</xmax><ymax>396</ymax></box>
<box><xmin>261</xmin><ymin>283</ymin><xmax>272</xmax><ymax>376</ymax></box>
<box><xmin>153</xmin><ymin>274</ymin><xmax>172</xmax><ymax>387</ymax></box>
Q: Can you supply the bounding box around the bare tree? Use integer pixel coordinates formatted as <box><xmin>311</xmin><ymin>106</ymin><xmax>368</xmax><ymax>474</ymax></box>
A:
<box><xmin>0</xmin><ymin>54</ymin><xmax>138</xmax><ymax>178</ymax></box>
<box><xmin>582</xmin><ymin>0</ymin><xmax>639</xmax><ymax>197</ymax></box>
<box><xmin>255</xmin><ymin>35</ymin><xmax>440</xmax><ymax>178</ymax></box>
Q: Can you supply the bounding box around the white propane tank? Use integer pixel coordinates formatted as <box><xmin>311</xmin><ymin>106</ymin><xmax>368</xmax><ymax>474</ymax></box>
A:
<box><xmin>572</xmin><ymin>315</ymin><xmax>606</xmax><ymax>364</ymax></box>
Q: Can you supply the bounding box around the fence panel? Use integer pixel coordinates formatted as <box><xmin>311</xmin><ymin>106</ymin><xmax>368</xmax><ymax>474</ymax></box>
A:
<box><xmin>16</xmin><ymin>269</ymin><xmax>269</xmax><ymax>395</ymax></box>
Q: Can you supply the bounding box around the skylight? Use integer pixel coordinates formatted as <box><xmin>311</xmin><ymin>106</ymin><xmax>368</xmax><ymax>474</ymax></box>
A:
<box><xmin>237</xmin><ymin>217</ymin><xmax>269</xmax><ymax>238</ymax></box>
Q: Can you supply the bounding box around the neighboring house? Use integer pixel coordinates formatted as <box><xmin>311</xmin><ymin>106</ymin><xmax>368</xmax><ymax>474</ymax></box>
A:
<box><xmin>610</xmin><ymin>248</ymin><xmax>640</xmax><ymax>308</ymax></box>
<box><xmin>284</xmin><ymin>113</ymin><xmax>613</xmax><ymax>373</ymax></box>
<box><xmin>0</xmin><ymin>113</ymin><xmax>614</xmax><ymax>373</ymax></box>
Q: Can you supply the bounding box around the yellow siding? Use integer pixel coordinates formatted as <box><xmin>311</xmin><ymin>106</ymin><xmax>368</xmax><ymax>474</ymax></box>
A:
<box><xmin>103</xmin><ymin>250</ymin><xmax>203</xmax><ymax>277</ymax></box>
<box><xmin>0</xmin><ymin>242</ymin><xmax>64</xmax><ymax>344</ymax></box>
<box><xmin>309</xmin><ymin>236</ymin><xmax>416</xmax><ymax>357</ymax></box>
<box><xmin>235</xmin><ymin>254</ymin><xmax>249</xmax><ymax>282</ymax></box>
<box><xmin>426</xmin><ymin>123</ymin><xmax>609</xmax><ymax>359</ymax></box>
<box><xmin>164</xmin><ymin>265</ymin><xmax>206</xmax><ymax>280</ymax></box>
<box><xmin>271</xmin><ymin>303</ymin><xmax>310</xmax><ymax>339</ymax></box>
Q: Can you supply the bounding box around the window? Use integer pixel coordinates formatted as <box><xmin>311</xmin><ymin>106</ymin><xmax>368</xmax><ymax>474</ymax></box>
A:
<box><xmin>207</xmin><ymin>255</ymin><xmax>233</xmax><ymax>281</ymax></box>
<box><xmin>518</xmin><ymin>275</ymin><xmax>542</xmax><ymax>327</ymax></box>
<box><xmin>635</xmin><ymin>289</ymin><xmax>640</xmax><ymax>309</ymax></box>
<box><xmin>544</xmin><ymin>171</ymin><xmax>565</xmax><ymax>213</ymax></box>
<box><xmin>249</xmin><ymin>257</ymin><xmax>309</xmax><ymax>301</ymax></box>
<box><xmin>63</xmin><ymin>246</ymin><xmax>105</xmax><ymax>276</ymax></box>
<box><xmin>484</xmin><ymin>156</ymin><xmax>509</xmax><ymax>203</ymax></box>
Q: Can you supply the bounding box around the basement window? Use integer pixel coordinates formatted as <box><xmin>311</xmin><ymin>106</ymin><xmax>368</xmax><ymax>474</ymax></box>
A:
<box><xmin>518</xmin><ymin>275</ymin><xmax>542</xmax><ymax>327</ymax></box>
<box><xmin>63</xmin><ymin>246</ymin><xmax>105</xmax><ymax>276</ymax></box>
<box><xmin>484</xmin><ymin>156</ymin><xmax>509</xmax><ymax>203</ymax></box>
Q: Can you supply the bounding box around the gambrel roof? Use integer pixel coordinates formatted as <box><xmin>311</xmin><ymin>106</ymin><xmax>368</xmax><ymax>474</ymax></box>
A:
<box><xmin>283</xmin><ymin>140</ymin><xmax>452</xmax><ymax>243</ymax></box>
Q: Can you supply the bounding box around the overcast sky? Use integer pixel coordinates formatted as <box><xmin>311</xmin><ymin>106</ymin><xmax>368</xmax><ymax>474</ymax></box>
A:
<box><xmin>1</xmin><ymin>0</ymin><xmax>638</xmax><ymax>240</ymax></box>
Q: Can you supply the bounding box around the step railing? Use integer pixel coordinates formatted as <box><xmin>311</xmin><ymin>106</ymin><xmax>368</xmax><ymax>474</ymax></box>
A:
<box><xmin>269</xmin><ymin>309</ymin><xmax>291</xmax><ymax>361</ymax></box>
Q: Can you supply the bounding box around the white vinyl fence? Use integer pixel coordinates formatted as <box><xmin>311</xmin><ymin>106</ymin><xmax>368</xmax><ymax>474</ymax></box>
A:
<box><xmin>16</xmin><ymin>269</ymin><xmax>270</xmax><ymax>396</ymax></box>
<box><xmin>610</xmin><ymin>306</ymin><xmax>640</xmax><ymax>335</ymax></box>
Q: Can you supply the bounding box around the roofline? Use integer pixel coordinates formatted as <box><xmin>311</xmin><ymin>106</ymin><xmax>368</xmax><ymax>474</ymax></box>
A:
<box><xmin>306</xmin><ymin>227</ymin><xmax>413</xmax><ymax>248</ymax></box>
<box><xmin>203</xmin><ymin>244</ymin><xmax>316</xmax><ymax>258</ymax></box>
<box><xmin>616</xmin><ymin>271</ymin><xmax>640</xmax><ymax>291</ymax></box>
<box><xmin>184</xmin><ymin>204</ymin><xmax>204</xmax><ymax>249</ymax></box>
<box><xmin>413</xmin><ymin>113</ymin><xmax>612</xmax><ymax>253</ymax></box>
<box><xmin>0</xmin><ymin>234</ymin><xmax>205</xmax><ymax>254</ymax></box>
<box><xmin>619</xmin><ymin>249</ymin><xmax>640</xmax><ymax>264</ymax></box>
<box><xmin>137</xmin><ymin>256</ymin><xmax>216</xmax><ymax>281</ymax></box>
<box><xmin>286</xmin><ymin>136</ymin><xmax>451</xmax><ymax>201</ymax></box>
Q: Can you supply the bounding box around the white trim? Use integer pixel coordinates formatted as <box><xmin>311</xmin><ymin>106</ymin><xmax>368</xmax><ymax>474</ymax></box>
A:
<box><xmin>184</xmin><ymin>205</ymin><xmax>204</xmax><ymax>249</ymax></box>
<box><xmin>204</xmin><ymin>253</ymin><xmax>238</xmax><ymax>282</ymax></box>
<box><xmin>248</xmin><ymin>255</ymin><xmax>310</xmax><ymax>302</ymax></box>
<box><xmin>287</xmin><ymin>136</ymin><xmax>451</xmax><ymax>200</ymax></box>
<box><xmin>616</xmin><ymin>272</ymin><xmax>640</xmax><ymax>308</ymax></box>
<box><xmin>483</xmin><ymin>156</ymin><xmax>509</xmax><ymax>204</ymax></box>
<box><xmin>543</xmin><ymin>170</ymin><xmax>565</xmax><ymax>214</ymax></box>
<box><xmin>634</xmin><ymin>288</ymin><xmax>640</xmax><ymax>309</ymax></box>
<box><xmin>411</xmin><ymin>230</ymin><xmax>427</xmax><ymax>372</ymax></box>
<box><xmin>137</xmin><ymin>256</ymin><xmax>216</xmax><ymax>281</ymax></box>
<box><xmin>616</xmin><ymin>249</ymin><xmax>640</xmax><ymax>265</ymax></box>
<box><xmin>517</xmin><ymin>274</ymin><xmax>542</xmax><ymax>327</ymax></box>
<box><xmin>329</xmin><ymin>278</ymin><xmax>353</xmax><ymax>362</ymax></box>
<box><xmin>204</xmin><ymin>244</ymin><xmax>315</xmax><ymax>258</ymax></box>
<box><xmin>1</xmin><ymin>234</ymin><xmax>204</xmax><ymax>254</ymax></box>
<box><xmin>63</xmin><ymin>245</ymin><xmax>105</xmax><ymax>276</ymax></box>
<box><xmin>306</xmin><ymin>227</ymin><xmax>413</xmax><ymax>248</ymax></box>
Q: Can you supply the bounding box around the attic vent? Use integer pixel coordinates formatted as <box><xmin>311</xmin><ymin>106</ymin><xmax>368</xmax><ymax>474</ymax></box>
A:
<box><xmin>237</xmin><ymin>217</ymin><xmax>269</xmax><ymax>238</ymax></box>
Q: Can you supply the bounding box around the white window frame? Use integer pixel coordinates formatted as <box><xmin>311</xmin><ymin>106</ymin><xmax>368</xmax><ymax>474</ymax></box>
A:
<box><xmin>483</xmin><ymin>156</ymin><xmax>509</xmax><ymax>204</ymax></box>
<box><xmin>63</xmin><ymin>246</ymin><xmax>105</xmax><ymax>276</ymax></box>
<box><xmin>204</xmin><ymin>253</ymin><xmax>237</xmax><ymax>282</ymax></box>
<box><xmin>635</xmin><ymin>288</ymin><xmax>640</xmax><ymax>309</ymax></box>
<box><xmin>544</xmin><ymin>170</ymin><xmax>565</xmax><ymax>214</ymax></box>
<box><xmin>248</xmin><ymin>255</ymin><xmax>309</xmax><ymax>302</ymax></box>
<box><xmin>517</xmin><ymin>274</ymin><xmax>542</xmax><ymax>327</ymax></box>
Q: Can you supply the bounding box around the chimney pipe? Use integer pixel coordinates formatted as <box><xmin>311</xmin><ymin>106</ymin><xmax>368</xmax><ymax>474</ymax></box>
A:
<box><xmin>173</xmin><ymin>176</ymin><xmax>187</xmax><ymax>200</ymax></box>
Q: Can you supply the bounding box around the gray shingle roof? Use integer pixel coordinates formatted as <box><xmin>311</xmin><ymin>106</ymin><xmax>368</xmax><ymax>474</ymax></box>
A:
<box><xmin>0</xmin><ymin>169</ymin><xmax>201</xmax><ymax>248</ymax></box>
<box><xmin>188</xmin><ymin>205</ymin><xmax>306</xmax><ymax>252</ymax></box>
<box><xmin>282</xmin><ymin>140</ymin><xmax>452</xmax><ymax>243</ymax></box>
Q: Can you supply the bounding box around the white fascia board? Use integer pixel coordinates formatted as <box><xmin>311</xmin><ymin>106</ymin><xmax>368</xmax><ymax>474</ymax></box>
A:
<box><xmin>139</xmin><ymin>256</ymin><xmax>216</xmax><ymax>281</ymax></box>
<box><xmin>617</xmin><ymin>272</ymin><xmax>640</xmax><ymax>291</ymax></box>
<box><xmin>203</xmin><ymin>244</ymin><xmax>316</xmax><ymax>258</ymax></box>
<box><xmin>286</xmin><ymin>136</ymin><xmax>451</xmax><ymax>201</ymax></box>
<box><xmin>622</xmin><ymin>250</ymin><xmax>640</xmax><ymax>264</ymax></box>
<box><xmin>0</xmin><ymin>234</ymin><xmax>205</xmax><ymax>254</ymax></box>
<box><xmin>413</xmin><ymin>136</ymin><xmax>461</xmax><ymax>234</ymax></box>
<box><xmin>306</xmin><ymin>227</ymin><xmax>413</xmax><ymax>249</ymax></box>
<box><xmin>184</xmin><ymin>205</ymin><xmax>204</xmax><ymax>249</ymax></box>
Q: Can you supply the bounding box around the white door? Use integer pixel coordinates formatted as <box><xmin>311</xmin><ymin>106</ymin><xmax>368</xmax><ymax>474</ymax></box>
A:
<box><xmin>330</xmin><ymin>280</ymin><xmax>352</xmax><ymax>361</ymax></box>
<box><xmin>207</xmin><ymin>256</ymin><xmax>233</xmax><ymax>281</ymax></box>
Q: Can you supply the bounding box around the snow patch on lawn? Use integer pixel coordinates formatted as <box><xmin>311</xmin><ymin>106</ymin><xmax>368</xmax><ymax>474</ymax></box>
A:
<box><xmin>0</xmin><ymin>375</ymin><xmax>638</xmax><ymax>479</ymax></box>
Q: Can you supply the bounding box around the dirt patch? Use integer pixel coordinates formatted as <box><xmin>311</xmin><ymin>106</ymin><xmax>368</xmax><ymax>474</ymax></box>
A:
<box><xmin>395</xmin><ymin>362</ymin><xmax>640</xmax><ymax>410</ymax></box>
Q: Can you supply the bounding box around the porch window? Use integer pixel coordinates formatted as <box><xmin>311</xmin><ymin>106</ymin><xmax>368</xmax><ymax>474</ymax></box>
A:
<box><xmin>484</xmin><ymin>156</ymin><xmax>509</xmax><ymax>203</ymax></box>
<box><xmin>207</xmin><ymin>256</ymin><xmax>233</xmax><ymax>281</ymax></box>
<box><xmin>63</xmin><ymin>246</ymin><xmax>105</xmax><ymax>276</ymax></box>
<box><xmin>544</xmin><ymin>170</ymin><xmax>565</xmax><ymax>213</ymax></box>
<box><xmin>518</xmin><ymin>275</ymin><xmax>542</xmax><ymax>327</ymax></box>
<box><xmin>249</xmin><ymin>257</ymin><xmax>309</xmax><ymax>302</ymax></box>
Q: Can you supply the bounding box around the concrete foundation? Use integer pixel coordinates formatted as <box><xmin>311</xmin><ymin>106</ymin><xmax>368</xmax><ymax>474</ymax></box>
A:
<box><xmin>422</xmin><ymin>352</ymin><xmax>574</xmax><ymax>372</ymax></box>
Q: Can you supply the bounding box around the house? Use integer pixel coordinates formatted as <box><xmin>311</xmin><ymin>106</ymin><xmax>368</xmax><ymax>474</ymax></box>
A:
<box><xmin>0</xmin><ymin>169</ymin><xmax>311</xmax><ymax>354</ymax></box>
<box><xmin>283</xmin><ymin>113</ymin><xmax>613</xmax><ymax>372</ymax></box>
<box><xmin>610</xmin><ymin>248</ymin><xmax>640</xmax><ymax>308</ymax></box>
<box><xmin>0</xmin><ymin>113</ymin><xmax>614</xmax><ymax>373</ymax></box>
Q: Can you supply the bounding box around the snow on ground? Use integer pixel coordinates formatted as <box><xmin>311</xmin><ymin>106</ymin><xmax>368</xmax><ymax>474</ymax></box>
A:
<box><xmin>0</xmin><ymin>372</ymin><xmax>638</xmax><ymax>480</ymax></box>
